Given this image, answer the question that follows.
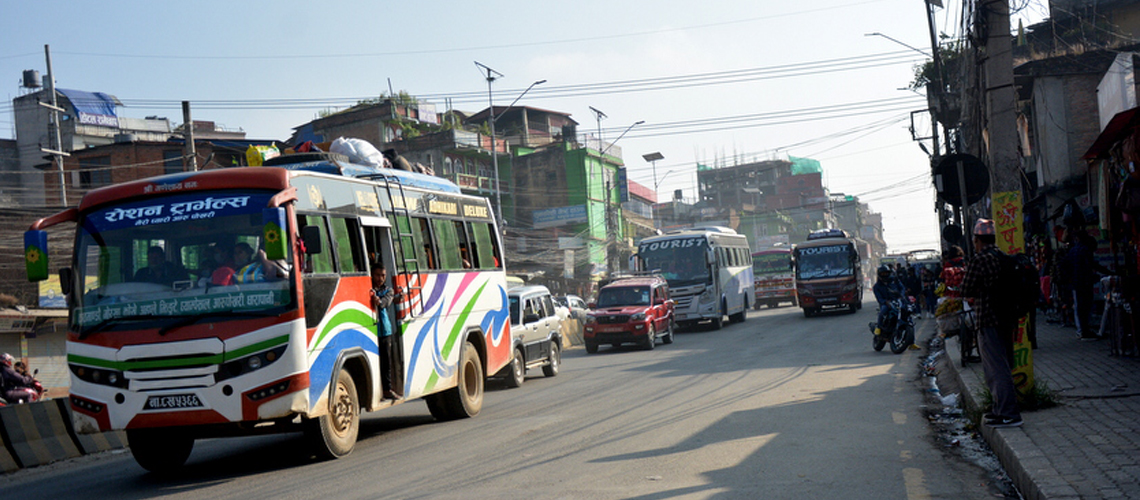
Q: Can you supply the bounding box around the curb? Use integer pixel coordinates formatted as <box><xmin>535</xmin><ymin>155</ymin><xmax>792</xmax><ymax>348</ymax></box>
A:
<box><xmin>0</xmin><ymin>398</ymin><xmax>130</xmax><ymax>473</ymax></box>
<box><xmin>939</xmin><ymin>330</ymin><xmax>1076</xmax><ymax>500</ymax></box>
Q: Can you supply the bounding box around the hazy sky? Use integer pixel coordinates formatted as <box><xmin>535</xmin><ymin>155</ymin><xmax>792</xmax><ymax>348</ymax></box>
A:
<box><xmin>0</xmin><ymin>0</ymin><xmax>1049</xmax><ymax>252</ymax></box>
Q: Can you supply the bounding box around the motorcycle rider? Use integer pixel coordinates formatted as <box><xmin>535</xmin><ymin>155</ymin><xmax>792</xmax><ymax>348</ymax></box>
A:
<box><xmin>1</xmin><ymin>353</ymin><xmax>36</xmax><ymax>403</ymax></box>
<box><xmin>873</xmin><ymin>265</ymin><xmax>902</xmax><ymax>336</ymax></box>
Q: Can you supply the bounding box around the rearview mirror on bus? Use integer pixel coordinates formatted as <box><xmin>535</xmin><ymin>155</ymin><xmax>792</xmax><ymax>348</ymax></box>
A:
<box><xmin>301</xmin><ymin>225</ymin><xmax>323</xmax><ymax>254</ymax></box>
<box><xmin>24</xmin><ymin>230</ymin><xmax>48</xmax><ymax>282</ymax></box>
<box><xmin>59</xmin><ymin>267</ymin><xmax>74</xmax><ymax>295</ymax></box>
<box><xmin>263</xmin><ymin>208</ymin><xmax>288</xmax><ymax>261</ymax></box>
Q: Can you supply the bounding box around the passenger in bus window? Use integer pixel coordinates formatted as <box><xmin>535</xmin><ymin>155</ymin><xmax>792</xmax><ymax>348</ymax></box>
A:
<box><xmin>459</xmin><ymin>243</ymin><xmax>473</xmax><ymax>269</ymax></box>
<box><xmin>134</xmin><ymin>246</ymin><xmax>188</xmax><ymax>286</ymax></box>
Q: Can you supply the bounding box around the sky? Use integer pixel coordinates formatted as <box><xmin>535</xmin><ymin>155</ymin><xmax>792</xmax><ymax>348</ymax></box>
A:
<box><xmin>0</xmin><ymin>0</ymin><xmax>1050</xmax><ymax>253</ymax></box>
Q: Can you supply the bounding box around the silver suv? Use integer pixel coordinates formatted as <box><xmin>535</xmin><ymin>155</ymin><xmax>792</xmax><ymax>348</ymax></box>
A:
<box><xmin>499</xmin><ymin>285</ymin><xmax>563</xmax><ymax>388</ymax></box>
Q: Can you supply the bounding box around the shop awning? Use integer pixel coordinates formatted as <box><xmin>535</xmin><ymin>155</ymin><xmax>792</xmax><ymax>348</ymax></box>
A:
<box><xmin>1083</xmin><ymin>107</ymin><xmax>1140</xmax><ymax>160</ymax></box>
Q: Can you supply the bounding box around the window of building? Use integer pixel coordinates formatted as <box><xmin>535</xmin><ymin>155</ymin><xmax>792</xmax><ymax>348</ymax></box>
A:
<box><xmin>79</xmin><ymin>156</ymin><xmax>112</xmax><ymax>189</ymax></box>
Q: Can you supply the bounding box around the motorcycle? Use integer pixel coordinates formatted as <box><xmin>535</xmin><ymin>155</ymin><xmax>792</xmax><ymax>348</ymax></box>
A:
<box><xmin>0</xmin><ymin>369</ymin><xmax>47</xmax><ymax>405</ymax></box>
<box><xmin>868</xmin><ymin>296</ymin><xmax>917</xmax><ymax>354</ymax></box>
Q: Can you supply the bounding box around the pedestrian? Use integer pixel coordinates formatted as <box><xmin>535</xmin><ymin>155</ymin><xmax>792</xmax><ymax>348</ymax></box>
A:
<box><xmin>921</xmin><ymin>267</ymin><xmax>937</xmax><ymax>316</ymax></box>
<box><xmin>371</xmin><ymin>263</ymin><xmax>402</xmax><ymax>400</ymax></box>
<box><xmin>1061</xmin><ymin>229</ymin><xmax>1112</xmax><ymax>340</ymax></box>
<box><xmin>961</xmin><ymin>219</ymin><xmax>1022</xmax><ymax>428</ymax></box>
<box><xmin>903</xmin><ymin>267</ymin><xmax>922</xmax><ymax>318</ymax></box>
<box><xmin>0</xmin><ymin>353</ymin><xmax>35</xmax><ymax>403</ymax></box>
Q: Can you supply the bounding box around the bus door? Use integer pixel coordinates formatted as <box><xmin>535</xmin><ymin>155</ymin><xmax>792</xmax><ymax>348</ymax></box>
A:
<box><xmin>362</xmin><ymin>216</ymin><xmax>404</xmax><ymax>397</ymax></box>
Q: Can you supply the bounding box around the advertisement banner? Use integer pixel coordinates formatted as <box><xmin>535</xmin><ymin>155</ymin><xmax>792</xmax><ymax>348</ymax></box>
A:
<box><xmin>992</xmin><ymin>191</ymin><xmax>1024</xmax><ymax>254</ymax></box>
<box><xmin>1012</xmin><ymin>314</ymin><xmax>1035</xmax><ymax>398</ymax></box>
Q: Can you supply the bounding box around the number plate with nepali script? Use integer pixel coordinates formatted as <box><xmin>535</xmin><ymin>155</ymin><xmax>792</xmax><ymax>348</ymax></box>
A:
<box><xmin>144</xmin><ymin>394</ymin><xmax>203</xmax><ymax>410</ymax></box>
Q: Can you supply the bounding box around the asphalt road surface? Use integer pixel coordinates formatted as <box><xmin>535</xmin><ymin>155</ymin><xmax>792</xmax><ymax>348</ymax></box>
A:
<box><xmin>3</xmin><ymin>300</ymin><xmax>1003</xmax><ymax>499</ymax></box>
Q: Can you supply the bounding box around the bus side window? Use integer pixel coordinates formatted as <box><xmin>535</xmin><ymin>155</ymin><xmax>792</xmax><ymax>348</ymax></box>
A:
<box><xmin>416</xmin><ymin>217</ymin><xmax>437</xmax><ymax>270</ymax></box>
<box><xmin>431</xmin><ymin>219</ymin><xmax>462</xmax><ymax>270</ymax></box>
<box><xmin>298</xmin><ymin>214</ymin><xmax>335</xmax><ymax>274</ymax></box>
<box><xmin>455</xmin><ymin>221</ymin><xmax>474</xmax><ymax>268</ymax></box>
<box><xmin>330</xmin><ymin>217</ymin><xmax>366</xmax><ymax>275</ymax></box>
<box><xmin>471</xmin><ymin>222</ymin><xmax>500</xmax><ymax>269</ymax></box>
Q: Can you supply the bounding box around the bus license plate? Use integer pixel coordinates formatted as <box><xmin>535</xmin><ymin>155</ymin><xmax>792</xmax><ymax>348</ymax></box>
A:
<box><xmin>144</xmin><ymin>394</ymin><xmax>203</xmax><ymax>410</ymax></box>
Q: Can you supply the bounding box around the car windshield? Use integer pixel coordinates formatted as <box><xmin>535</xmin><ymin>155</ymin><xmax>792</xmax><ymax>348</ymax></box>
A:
<box><xmin>638</xmin><ymin>237</ymin><xmax>709</xmax><ymax>287</ymax></box>
<box><xmin>596</xmin><ymin>286</ymin><xmax>650</xmax><ymax>308</ymax></box>
<box><xmin>753</xmin><ymin>252</ymin><xmax>792</xmax><ymax>275</ymax></box>
<box><xmin>795</xmin><ymin>244</ymin><xmax>853</xmax><ymax>280</ymax></box>
<box><xmin>72</xmin><ymin>190</ymin><xmax>294</xmax><ymax>334</ymax></box>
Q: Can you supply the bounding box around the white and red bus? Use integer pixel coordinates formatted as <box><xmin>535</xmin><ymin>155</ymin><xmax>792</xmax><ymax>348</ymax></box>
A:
<box><xmin>751</xmin><ymin>248</ymin><xmax>796</xmax><ymax>309</ymax></box>
<box><xmin>793</xmin><ymin>229</ymin><xmax>864</xmax><ymax>317</ymax></box>
<box><xmin>24</xmin><ymin>156</ymin><xmax>511</xmax><ymax>471</ymax></box>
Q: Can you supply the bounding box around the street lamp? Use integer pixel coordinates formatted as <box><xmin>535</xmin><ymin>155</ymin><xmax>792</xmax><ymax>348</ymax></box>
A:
<box><xmin>642</xmin><ymin>151</ymin><xmax>664</xmax><ymax>199</ymax></box>
<box><xmin>475</xmin><ymin>61</ymin><xmax>545</xmax><ymax>229</ymax></box>
<box><xmin>863</xmin><ymin>32</ymin><xmax>931</xmax><ymax>57</ymax></box>
<box><xmin>601</xmin><ymin>120</ymin><xmax>644</xmax><ymax>156</ymax></box>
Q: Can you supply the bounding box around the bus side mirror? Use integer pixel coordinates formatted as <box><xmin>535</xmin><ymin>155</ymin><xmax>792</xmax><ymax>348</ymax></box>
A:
<box><xmin>263</xmin><ymin>208</ymin><xmax>288</xmax><ymax>260</ymax></box>
<box><xmin>24</xmin><ymin>230</ymin><xmax>49</xmax><ymax>282</ymax></box>
<box><xmin>301</xmin><ymin>225</ymin><xmax>323</xmax><ymax>254</ymax></box>
<box><xmin>59</xmin><ymin>268</ymin><xmax>74</xmax><ymax>295</ymax></box>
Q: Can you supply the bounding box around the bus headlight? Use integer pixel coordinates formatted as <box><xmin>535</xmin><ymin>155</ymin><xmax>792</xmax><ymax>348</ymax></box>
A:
<box><xmin>216</xmin><ymin>345</ymin><xmax>287</xmax><ymax>383</ymax></box>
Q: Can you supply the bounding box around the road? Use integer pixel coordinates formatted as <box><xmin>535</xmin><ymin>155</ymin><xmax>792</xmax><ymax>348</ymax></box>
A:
<box><xmin>4</xmin><ymin>300</ymin><xmax>1002</xmax><ymax>499</ymax></box>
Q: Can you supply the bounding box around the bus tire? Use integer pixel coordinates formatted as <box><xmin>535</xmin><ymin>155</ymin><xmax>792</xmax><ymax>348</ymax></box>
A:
<box><xmin>433</xmin><ymin>341</ymin><xmax>484</xmax><ymax>420</ymax></box>
<box><xmin>753</xmin><ymin>300</ymin><xmax>762</xmax><ymax>311</ymax></box>
<box><xmin>711</xmin><ymin>315</ymin><xmax>723</xmax><ymax>330</ymax></box>
<box><xmin>305</xmin><ymin>368</ymin><xmax>360</xmax><ymax>459</ymax></box>
<box><xmin>542</xmin><ymin>342</ymin><xmax>560</xmax><ymax>377</ymax></box>
<box><xmin>128</xmin><ymin>428</ymin><xmax>194</xmax><ymax>474</ymax></box>
<box><xmin>730</xmin><ymin>309</ymin><xmax>746</xmax><ymax>323</ymax></box>
<box><xmin>505</xmin><ymin>347</ymin><xmax>525</xmax><ymax>388</ymax></box>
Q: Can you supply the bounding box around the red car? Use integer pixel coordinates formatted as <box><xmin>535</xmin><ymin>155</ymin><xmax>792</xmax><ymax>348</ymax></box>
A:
<box><xmin>584</xmin><ymin>276</ymin><xmax>675</xmax><ymax>353</ymax></box>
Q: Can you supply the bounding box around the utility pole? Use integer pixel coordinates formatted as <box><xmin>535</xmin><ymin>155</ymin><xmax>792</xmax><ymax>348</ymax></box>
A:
<box><xmin>475</xmin><ymin>61</ymin><xmax>505</xmax><ymax>228</ymax></box>
<box><xmin>982</xmin><ymin>0</ymin><xmax>1020</xmax><ymax>195</ymax></box>
<box><xmin>42</xmin><ymin>45</ymin><xmax>68</xmax><ymax>206</ymax></box>
<box><xmin>182</xmin><ymin>101</ymin><xmax>198</xmax><ymax>171</ymax></box>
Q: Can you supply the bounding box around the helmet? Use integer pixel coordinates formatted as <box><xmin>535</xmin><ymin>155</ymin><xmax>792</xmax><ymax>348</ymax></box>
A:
<box><xmin>877</xmin><ymin>265</ymin><xmax>892</xmax><ymax>280</ymax></box>
<box><xmin>0</xmin><ymin>353</ymin><xmax>12</xmax><ymax>367</ymax></box>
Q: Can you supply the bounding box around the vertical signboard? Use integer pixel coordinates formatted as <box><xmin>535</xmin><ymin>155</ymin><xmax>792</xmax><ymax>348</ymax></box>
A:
<box><xmin>992</xmin><ymin>190</ymin><xmax>1034</xmax><ymax>397</ymax></box>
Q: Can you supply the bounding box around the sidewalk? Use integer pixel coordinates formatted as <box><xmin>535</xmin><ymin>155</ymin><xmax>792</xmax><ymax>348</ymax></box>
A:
<box><xmin>939</xmin><ymin>315</ymin><xmax>1140</xmax><ymax>499</ymax></box>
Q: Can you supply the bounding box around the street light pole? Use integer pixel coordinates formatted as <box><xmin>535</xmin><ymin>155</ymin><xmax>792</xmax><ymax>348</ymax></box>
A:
<box><xmin>475</xmin><ymin>61</ymin><xmax>505</xmax><ymax>227</ymax></box>
<box><xmin>642</xmin><ymin>151</ymin><xmax>664</xmax><ymax>199</ymax></box>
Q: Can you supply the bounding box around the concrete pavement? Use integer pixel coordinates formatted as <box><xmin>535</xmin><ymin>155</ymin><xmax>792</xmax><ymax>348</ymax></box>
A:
<box><xmin>937</xmin><ymin>314</ymin><xmax>1140</xmax><ymax>499</ymax></box>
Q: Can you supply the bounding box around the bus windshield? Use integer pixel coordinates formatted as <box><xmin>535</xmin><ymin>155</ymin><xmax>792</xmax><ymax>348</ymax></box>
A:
<box><xmin>638</xmin><ymin>237</ymin><xmax>710</xmax><ymax>287</ymax></box>
<box><xmin>73</xmin><ymin>190</ymin><xmax>293</xmax><ymax>332</ymax></box>
<box><xmin>796</xmin><ymin>245</ymin><xmax>853</xmax><ymax>280</ymax></box>
<box><xmin>753</xmin><ymin>252</ymin><xmax>792</xmax><ymax>275</ymax></box>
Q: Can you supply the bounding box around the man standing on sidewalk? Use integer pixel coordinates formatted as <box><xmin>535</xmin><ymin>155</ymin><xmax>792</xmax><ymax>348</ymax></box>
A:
<box><xmin>961</xmin><ymin>219</ymin><xmax>1023</xmax><ymax>428</ymax></box>
<box><xmin>1062</xmin><ymin>230</ymin><xmax>1111</xmax><ymax>340</ymax></box>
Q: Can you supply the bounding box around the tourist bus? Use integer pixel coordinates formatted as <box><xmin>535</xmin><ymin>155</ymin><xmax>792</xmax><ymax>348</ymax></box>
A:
<box><xmin>793</xmin><ymin>229</ymin><xmax>863</xmax><ymax>317</ymax></box>
<box><xmin>633</xmin><ymin>227</ymin><xmax>754</xmax><ymax>330</ymax></box>
<box><xmin>24</xmin><ymin>156</ymin><xmax>511</xmax><ymax>471</ymax></box>
<box><xmin>751</xmin><ymin>247</ymin><xmax>796</xmax><ymax>309</ymax></box>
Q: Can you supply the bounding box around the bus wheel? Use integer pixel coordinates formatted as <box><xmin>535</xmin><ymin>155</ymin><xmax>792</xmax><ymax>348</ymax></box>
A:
<box><xmin>306</xmin><ymin>368</ymin><xmax>360</xmax><ymax>459</ymax></box>
<box><xmin>127</xmin><ymin>428</ymin><xmax>194</xmax><ymax>474</ymax></box>
<box><xmin>730</xmin><ymin>309</ymin><xmax>746</xmax><ymax>323</ymax></box>
<box><xmin>433</xmin><ymin>341</ymin><xmax>484</xmax><ymax>420</ymax></box>
<box><xmin>711</xmin><ymin>315</ymin><xmax>723</xmax><ymax>331</ymax></box>
<box><xmin>505</xmin><ymin>347</ymin><xmax>525</xmax><ymax>388</ymax></box>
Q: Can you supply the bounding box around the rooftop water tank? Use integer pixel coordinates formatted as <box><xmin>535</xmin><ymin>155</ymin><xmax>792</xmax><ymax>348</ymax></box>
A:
<box><xmin>21</xmin><ymin>70</ymin><xmax>41</xmax><ymax>89</ymax></box>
